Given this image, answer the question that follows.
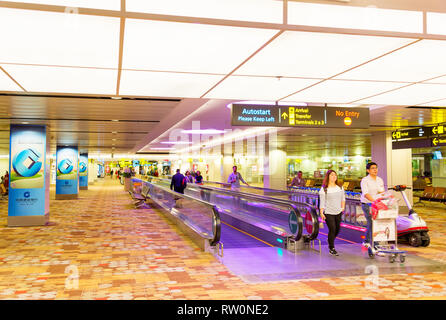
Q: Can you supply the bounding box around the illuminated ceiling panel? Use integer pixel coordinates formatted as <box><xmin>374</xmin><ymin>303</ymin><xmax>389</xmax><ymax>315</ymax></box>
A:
<box><xmin>234</xmin><ymin>31</ymin><xmax>414</xmax><ymax>78</ymax></box>
<box><xmin>427</xmin><ymin>12</ymin><xmax>446</xmax><ymax>35</ymax></box>
<box><xmin>288</xmin><ymin>2</ymin><xmax>423</xmax><ymax>33</ymax></box>
<box><xmin>423</xmin><ymin>75</ymin><xmax>446</xmax><ymax>84</ymax></box>
<box><xmin>119</xmin><ymin>70</ymin><xmax>224</xmax><ymax>98</ymax></box>
<box><xmin>336</xmin><ymin>40</ymin><xmax>446</xmax><ymax>82</ymax></box>
<box><xmin>0</xmin><ymin>69</ymin><xmax>23</xmax><ymax>92</ymax></box>
<box><xmin>3</xmin><ymin>65</ymin><xmax>117</xmax><ymax>94</ymax></box>
<box><xmin>125</xmin><ymin>0</ymin><xmax>282</xmax><ymax>23</ymax></box>
<box><xmin>355</xmin><ymin>83</ymin><xmax>446</xmax><ymax>106</ymax></box>
<box><xmin>283</xmin><ymin>80</ymin><xmax>408</xmax><ymax>104</ymax></box>
<box><xmin>0</xmin><ymin>0</ymin><xmax>121</xmax><ymax>10</ymax></box>
<box><xmin>0</xmin><ymin>8</ymin><xmax>120</xmax><ymax>68</ymax></box>
<box><xmin>122</xmin><ymin>19</ymin><xmax>277</xmax><ymax>73</ymax></box>
<box><xmin>418</xmin><ymin>99</ymin><xmax>446</xmax><ymax>107</ymax></box>
<box><xmin>204</xmin><ymin>76</ymin><xmax>320</xmax><ymax>101</ymax></box>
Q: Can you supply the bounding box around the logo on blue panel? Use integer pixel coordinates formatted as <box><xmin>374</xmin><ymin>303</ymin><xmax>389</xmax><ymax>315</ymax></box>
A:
<box><xmin>12</xmin><ymin>148</ymin><xmax>43</xmax><ymax>177</ymax></box>
<box><xmin>24</xmin><ymin>191</ymin><xmax>30</xmax><ymax>198</ymax></box>
<box><xmin>79</xmin><ymin>162</ymin><xmax>87</xmax><ymax>173</ymax></box>
<box><xmin>58</xmin><ymin>159</ymin><xmax>73</xmax><ymax>174</ymax></box>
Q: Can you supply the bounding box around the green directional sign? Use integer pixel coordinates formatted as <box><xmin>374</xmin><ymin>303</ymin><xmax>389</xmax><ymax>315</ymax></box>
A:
<box><xmin>288</xmin><ymin>211</ymin><xmax>298</xmax><ymax>234</ymax></box>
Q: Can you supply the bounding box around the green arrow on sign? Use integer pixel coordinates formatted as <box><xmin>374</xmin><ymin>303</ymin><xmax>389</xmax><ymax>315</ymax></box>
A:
<box><xmin>288</xmin><ymin>212</ymin><xmax>298</xmax><ymax>234</ymax></box>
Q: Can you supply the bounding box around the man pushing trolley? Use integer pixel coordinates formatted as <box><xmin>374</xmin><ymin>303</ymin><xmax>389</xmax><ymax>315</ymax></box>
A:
<box><xmin>366</xmin><ymin>187</ymin><xmax>406</xmax><ymax>263</ymax></box>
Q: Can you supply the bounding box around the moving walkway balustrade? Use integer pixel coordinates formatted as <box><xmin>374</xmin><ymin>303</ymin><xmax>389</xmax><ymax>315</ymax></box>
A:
<box><xmin>131</xmin><ymin>178</ymin><xmax>221</xmax><ymax>251</ymax></box>
<box><xmin>144</xmin><ymin>177</ymin><xmax>320</xmax><ymax>245</ymax></box>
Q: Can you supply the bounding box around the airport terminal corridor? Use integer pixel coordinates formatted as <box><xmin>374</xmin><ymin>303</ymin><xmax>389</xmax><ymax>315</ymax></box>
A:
<box><xmin>0</xmin><ymin>178</ymin><xmax>445</xmax><ymax>300</ymax></box>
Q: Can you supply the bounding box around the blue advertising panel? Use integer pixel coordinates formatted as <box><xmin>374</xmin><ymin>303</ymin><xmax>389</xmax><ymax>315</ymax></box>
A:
<box><xmin>8</xmin><ymin>125</ymin><xmax>47</xmax><ymax>217</ymax></box>
<box><xmin>56</xmin><ymin>146</ymin><xmax>78</xmax><ymax>196</ymax></box>
<box><xmin>79</xmin><ymin>153</ymin><xmax>88</xmax><ymax>188</ymax></box>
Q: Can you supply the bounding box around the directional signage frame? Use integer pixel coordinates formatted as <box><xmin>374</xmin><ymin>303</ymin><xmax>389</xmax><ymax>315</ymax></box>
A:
<box><xmin>432</xmin><ymin>137</ymin><xmax>446</xmax><ymax>147</ymax></box>
<box><xmin>231</xmin><ymin>104</ymin><xmax>370</xmax><ymax>129</ymax></box>
<box><xmin>392</xmin><ymin>124</ymin><xmax>445</xmax><ymax>141</ymax></box>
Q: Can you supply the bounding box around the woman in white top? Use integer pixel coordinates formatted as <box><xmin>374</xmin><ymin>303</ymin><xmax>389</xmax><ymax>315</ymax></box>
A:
<box><xmin>319</xmin><ymin>170</ymin><xmax>346</xmax><ymax>256</ymax></box>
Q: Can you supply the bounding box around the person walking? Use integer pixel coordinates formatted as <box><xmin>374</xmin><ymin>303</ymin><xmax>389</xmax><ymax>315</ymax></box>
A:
<box><xmin>360</xmin><ymin>162</ymin><xmax>385</xmax><ymax>250</ymax></box>
<box><xmin>185</xmin><ymin>171</ymin><xmax>194</xmax><ymax>183</ymax></box>
<box><xmin>195</xmin><ymin>171</ymin><xmax>203</xmax><ymax>184</ymax></box>
<box><xmin>227</xmin><ymin>166</ymin><xmax>249</xmax><ymax>190</ymax></box>
<box><xmin>170</xmin><ymin>169</ymin><xmax>187</xmax><ymax>194</ymax></box>
<box><xmin>290</xmin><ymin>171</ymin><xmax>306</xmax><ymax>187</ymax></box>
<box><xmin>319</xmin><ymin>169</ymin><xmax>345</xmax><ymax>256</ymax></box>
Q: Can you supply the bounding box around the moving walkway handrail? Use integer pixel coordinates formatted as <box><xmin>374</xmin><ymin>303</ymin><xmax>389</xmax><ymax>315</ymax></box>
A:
<box><xmin>146</xmin><ymin>177</ymin><xmax>320</xmax><ymax>241</ymax></box>
<box><xmin>192</xmin><ymin>180</ymin><xmax>320</xmax><ymax>240</ymax></box>
<box><xmin>204</xmin><ymin>180</ymin><xmax>293</xmax><ymax>195</ymax></box>
<box><xmin>139</xmin><ymin>179</ymin><xmax>221</xmax><ymax>246</ymax></box>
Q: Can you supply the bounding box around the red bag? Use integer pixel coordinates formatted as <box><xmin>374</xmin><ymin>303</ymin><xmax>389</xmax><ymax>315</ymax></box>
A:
<box><xmin>371</xmin><ymin>199</ymin><xmax>388</xmax><ymax>219</ymax></box>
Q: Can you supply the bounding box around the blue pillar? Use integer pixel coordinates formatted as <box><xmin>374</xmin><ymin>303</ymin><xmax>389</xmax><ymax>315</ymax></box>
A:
<box><xmin>79</xmin><ymin>153</ymin><xmax>88</xmax><ymax>190</ymax></box>
<box><xmin>8</xmin><ymin>124</ymin><xmax>49</xmax><ymax>226</ymax></box>
<box><xmin>55</xmin><ymin>145</ymin><xmax>79</xmax><ymax>200</ymax></box>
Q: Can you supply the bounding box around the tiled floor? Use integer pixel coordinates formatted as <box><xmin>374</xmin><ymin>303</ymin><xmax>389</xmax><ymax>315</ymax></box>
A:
<box><xmin>0</xmin><ymin>178</ymin><xmax>445</xmax><ymax>300</ymax></box>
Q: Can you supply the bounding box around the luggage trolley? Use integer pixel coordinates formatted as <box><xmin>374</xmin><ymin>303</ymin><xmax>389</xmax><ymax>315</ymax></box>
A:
<box><xmin>367</xmin><ymin>192</ymin><xmax>406</xmax><ymax>263</ymax></box>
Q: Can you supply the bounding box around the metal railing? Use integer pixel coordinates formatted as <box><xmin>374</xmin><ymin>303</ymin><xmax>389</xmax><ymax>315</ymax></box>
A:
<box><xmin>288</xmin><ymin>186</ymin><xmax>367</xmax><ymax>227</ymax></box>
<box><xmin>134</xmin><ymin>179</ymin><xmax>221</xmax><ymax>248</ymax></box>
<box><xmin>146</xmin><ymin>177</ymin><xmax>322</xmax><ymax>242</ymax></box>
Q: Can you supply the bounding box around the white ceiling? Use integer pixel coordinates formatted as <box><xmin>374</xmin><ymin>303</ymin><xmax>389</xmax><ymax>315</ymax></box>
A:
<box><xmin>0</xmin><ymin>1</ymin><xmax>445</xmax><ymax>107</ymax></box>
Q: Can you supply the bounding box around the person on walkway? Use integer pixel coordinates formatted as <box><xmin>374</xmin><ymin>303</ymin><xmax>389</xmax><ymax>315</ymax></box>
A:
<box><xmin>110</xmin><ymin>169</ymin><xmax>114</xmax><ymax>178</ymax></box>
<box><xmin>185</xmin><ymin>171</ymin><xmax>194</xmax><ymax>183</ymax></box>
<box><xmin>195</xmin><ymin>171</ymin><xmax>203</xmax><ymax>184</ymax></box>
<box><xmin>360</xmin><ymin>162</ymin><xmax>385</xmax><ymax>249</ymax></box>
<box><xmin>290</xmin><ymin>171</ymin><xmax>306</xmax><ymax>188</ymax></box>
<box><xmin>227</xmin><ymin>166</ymin><xmax>249</xmax><ymax>189</ymax></box>
<box><xmin>170</xmin><ymin>169</ymin><xmax>187</xmax><ymax>194</ymax></box>
<box><xmin>319</xmin><ymin>169</ymin><xmax>345</xmax><ymax>256</ymax></box>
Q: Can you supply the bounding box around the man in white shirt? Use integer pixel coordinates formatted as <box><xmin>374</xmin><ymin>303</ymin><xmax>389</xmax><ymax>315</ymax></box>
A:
<box><xmin>360</xmin><ymin>162</ymin><xmax>385</xmax><ymax>248</ymax></box>
<box><xmin>227</xmin><ymin>166</ymin><xmax>249</xmax><ymax>189</ymax></box>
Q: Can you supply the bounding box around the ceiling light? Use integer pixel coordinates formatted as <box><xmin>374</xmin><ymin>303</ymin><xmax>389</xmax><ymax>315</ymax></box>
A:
<box><xmin>119</xmin><ymin>70</ymin><xmax>223</xmax><ymax>98</ymax></box>
<box><xmin>21</xmin><ymin>122</ymin><xmax>29</xmax><ymax>124</ymax></box>
<box><xmin>0</xmin><ymin>68</ymin><xmax>23</xmax><ymax>91</ymax></box>
<box><xmin>287</xmin><ymin>2</ymin><xmax>422</xmax><ymax>33</ymax></box>
<box><xmin>123</xmin><ymin>19</ymin><xmax>277</xmax><ymax>74</ymax></box>
<box><xmin>0</xmin><ymin>8</ymin><xmax>120</xmax><ymax>68</ymax></box>
<box><xmin>283</xmin><ymin>79</ymin><xmax>408</xmax><ymax>104</ymax></box>
<box><xmin>2</xmin><ymin>65</ymin><xmax>117</xmax><ymax>94</ymax></box>
<box><xmin>8</xmin><ymin>1</ymin><xmax>121</xmax><ymax>10</ymax></box>
<box><xmin>205</xmin><ymin>76</ymin><xmax>320</xmax><ymax>101</ymax></box>
<box><xmin>427</xmin><ymin>12</ymin><xmax>446</xmax><ymax>35</ymax></box>
<box><xmin>356</xmin><ymin>83</ymin><xmax>446</xmax><ymax>106</ymax></box>
<box><xmin>126</xmin><ymin>0</ymin><xmax>282</xmax><ymax>23</ymax></box>
<box><xmin>336</xmin><ymin>39</ymin><xmax>446</xmax><ymax>82</ymax></box>
<box><xmin>234</xmin><ymin>31</ymin><xmax>413</xmax><ymax>79</ymax></box>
